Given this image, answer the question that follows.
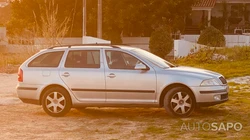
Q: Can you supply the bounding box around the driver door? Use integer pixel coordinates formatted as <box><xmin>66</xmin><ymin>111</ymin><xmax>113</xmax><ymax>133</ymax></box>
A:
<box><xmin>104</xmin><ymin>49</ymin><xmax>157</xmax><ymax>104</ymax></box>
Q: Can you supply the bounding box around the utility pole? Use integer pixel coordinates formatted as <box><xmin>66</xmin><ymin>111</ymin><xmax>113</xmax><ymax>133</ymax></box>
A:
<box><xmin>82</xmin><ymin>0</ymin><xmax>86</xmax><ymax>43</ymax></box>
<box><xmin>97</xmin><ymin>0</ymin><xmax>102</xmax><ymax>38</ymax></box>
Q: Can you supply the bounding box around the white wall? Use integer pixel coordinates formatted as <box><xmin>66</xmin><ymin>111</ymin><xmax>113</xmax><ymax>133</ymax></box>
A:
<box><xmin>182</xmin><ymin>35</ymin><xmax>200</xmax><ymax>43</ymax></box>
<box><xmin>82</xmin><ymin>36</ymin><xmax>111</xmax><ymax>44</ymax></box>
<box><xmin>224</xmin><ymin>35</ymin><xmax>250</xmax><ymax>47</ymax></box>
<box><xmin>34</xmin><ymin>37</ymin><xmax>82</xmax><ymax>45</ymax></box>
<box><xmin>4</xmin><ymin>36</ymin><xmax>111</xmax><ymax>53</ymax></box>
<box><xmin>174</xmin><ymin>40</ymin><xmax>208</xmax><ymax>58</ymax></box>
<box><xmin>34</xmin><ymin>36</ymin><xmax>111</xmax><ymax>45</ymax></box>
<box><xmin>182</xmin><ymin>35</ymin><xmax>250</xmax><ymax>47</ymax></box>
<box><xmin>6</xmin><ymin>45</ymin><xmax>40</xmax><ymax>53</ymax></box>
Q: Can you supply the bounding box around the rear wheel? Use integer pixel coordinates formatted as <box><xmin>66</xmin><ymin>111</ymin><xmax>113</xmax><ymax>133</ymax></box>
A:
<box><xmin>42</xmin><ymin>87</ymin><xmax>71</xmax><ymax>117</ymax></box>
<box><xmin>164</xmin><ymin>87</ymin><xmax>195</xmax><ymax>117</ymax></box>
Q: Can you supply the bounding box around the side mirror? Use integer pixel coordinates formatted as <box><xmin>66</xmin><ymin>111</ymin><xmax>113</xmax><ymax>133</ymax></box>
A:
<box><xmin>135</xmin><ymin>63</ymin><xmax>148</xmax><ymax>70</ymax></box>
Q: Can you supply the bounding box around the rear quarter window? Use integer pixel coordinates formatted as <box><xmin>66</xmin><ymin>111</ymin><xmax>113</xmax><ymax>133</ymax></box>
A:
<box><xmin>28</xmin><ymin>51</ymin><xmax>64</xmax><ymax>67</ymax></box>
<box><xmin>65</xmin><ymin>50</ymin><xmax>100</xmax><ymax>68</ymax></box>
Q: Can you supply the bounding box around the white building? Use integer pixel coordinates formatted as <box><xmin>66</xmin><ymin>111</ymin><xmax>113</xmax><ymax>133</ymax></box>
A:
<box><xmin>187</xmin><ymin>0</ymin><xmax>250</xmax><ymax>34</ymax></box>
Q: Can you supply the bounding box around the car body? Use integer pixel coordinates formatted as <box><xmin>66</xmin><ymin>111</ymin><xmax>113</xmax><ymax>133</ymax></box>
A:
<box><xmin>17</xmin><ymin>44</ymin><xmax>229</xmax><ymax>117</ymax></box>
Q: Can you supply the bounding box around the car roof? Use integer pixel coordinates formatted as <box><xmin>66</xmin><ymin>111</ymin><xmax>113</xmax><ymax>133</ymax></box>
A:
<box><xmin>45</xmin><ymin>44</ymin><xmax>136</xmax><ymax>51</ymax></box>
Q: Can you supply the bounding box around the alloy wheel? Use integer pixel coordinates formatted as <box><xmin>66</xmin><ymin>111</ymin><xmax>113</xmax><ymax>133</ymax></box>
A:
<box><xmin>170</xmin><ymin>91</ymin><xmax>192</xmax><ymax>115</ymax></box>
<box><xmin>45</xmin><ymin>92</ymin><xmax>66</xmax><ymax>113</ymax></box>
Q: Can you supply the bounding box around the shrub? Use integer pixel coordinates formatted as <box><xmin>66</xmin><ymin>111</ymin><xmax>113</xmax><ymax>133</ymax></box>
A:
<box><xmin>176</xmin><ymin>48</ymin><xmax>218</xmax><ymax>64</ymax></box>
<box><xmin>216</xmin><ymin>46</ymin><xmax>250</xmax><ymax>61</ymax></box>
<box><xmin>198</xmin><ymin>26</ymin><xmax>226</xmax><ymax>47</ymax></box>
<box><xmin>175</xmin><ymin>46</ymin><xmax>250</xmax><ymax>65</ymax></box>
<box><xmin>149</xmin><ymin>26</ymin><xmax>173</xmax><ymax>58</ymax></box>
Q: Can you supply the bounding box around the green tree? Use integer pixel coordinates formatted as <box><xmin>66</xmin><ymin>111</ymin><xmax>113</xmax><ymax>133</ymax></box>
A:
<box><xmin>198</xmin><ymin>26</ymin><xmax>226</xmax><ymax>47</ymax></box>
<box><xmin>34</xmin><ymin>0</ymin><xmax>71</xmax><ymax>47</ymax></box>
<box><xmin>149</xmin><ymin>26</ymin><xmax>173</xmax><ymax>58</ymax></box>
<box><xmin>7</xmin><ymin>0</ymin><xmax>81</xmax><ymax>37</ymax></box>
<box><xmin>7</xmin><ymin>0</ymin><xmax>197</xmax><ymax>41</ymax></box>
<box><xmin>101</xmin><ymin>0</ymin><xmax>196</xmax><ymax>42</ymax></box>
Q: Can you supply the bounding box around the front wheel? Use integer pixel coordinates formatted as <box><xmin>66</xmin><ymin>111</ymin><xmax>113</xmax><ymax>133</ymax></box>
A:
<box><xmin>164</xmin><ymin>87</ymin><xmax>195</xmax><ymax>117</ymax></box>
<box><xmin>42</xmin><ymin>87</ymin><xmax>71</xmax><ymax>117</ymax></box>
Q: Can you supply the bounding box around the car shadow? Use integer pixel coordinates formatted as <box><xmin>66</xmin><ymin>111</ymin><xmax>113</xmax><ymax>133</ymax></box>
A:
<box><xmin>66</xmin><ymin>107</ymin><xmax>230</xmax><ymax>119</ymax></box>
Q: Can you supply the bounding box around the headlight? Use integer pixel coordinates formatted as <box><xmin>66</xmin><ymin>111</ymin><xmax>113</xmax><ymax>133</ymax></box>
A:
<box><xmin>200</xmin><ymin>79</ymin><xmax>220</xmax><ymax>86</ymax></box>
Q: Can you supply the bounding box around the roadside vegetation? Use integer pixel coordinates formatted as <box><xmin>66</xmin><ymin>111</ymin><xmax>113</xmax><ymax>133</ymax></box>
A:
<box><xmin>174</xmin><ymin>46</ymin><xmax>250</xmax><ymax>78</ymax></box>
<box><xmin>0</xmin><ymin>53</ymin><xmax>31</xmax><ymax>73</ymax></box>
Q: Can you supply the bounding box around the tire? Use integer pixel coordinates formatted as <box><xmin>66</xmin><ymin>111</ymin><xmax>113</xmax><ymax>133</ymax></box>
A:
<box><xmin>42</xmin><ymin>87</ymin><xmax>72</xmax><ymax>117</ymax></box>
<box><xmin>164</xmin><ymin>87</ymin><xmax>195</xmax><ymax>117</ymax></box>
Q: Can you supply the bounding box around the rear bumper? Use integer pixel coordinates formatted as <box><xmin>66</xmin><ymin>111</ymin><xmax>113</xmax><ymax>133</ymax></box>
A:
<box><xmin>19</xmin><ymin>98</ymin><xmax>40</xmax><ymax>105</ymax></box>
<box><xmin>16</xmin><ymin>85</ymin><xmax>41</xmax><ymax>104</ymax></box>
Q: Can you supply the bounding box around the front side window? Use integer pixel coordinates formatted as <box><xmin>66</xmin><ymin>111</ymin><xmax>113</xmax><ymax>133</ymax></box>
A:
<box><xmin>131</xmin><ymin>49</ymin><xmax>175</xmax><ymax>68</ymax></box>
<box><xmin>65</xmin><ymin>50</ymin><xmax>100</xmax><ymax>68</ymax></box>
<box><xmin>28</xmin><ymin>51</ymin><xmax>64</xmax><ymax>67</ymax></box>
<box><xmin>105</xmin><ymin>50</ymin><xmax>142</xmax><ymax>69</ymax></box>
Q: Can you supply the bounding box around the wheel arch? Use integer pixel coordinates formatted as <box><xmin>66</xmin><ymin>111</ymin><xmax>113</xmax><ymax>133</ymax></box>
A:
<box><xmin>159</xmin><ymin>83</ymin><xmax>196</xmax><ymax>107</ymax></box>
<box><xmin>39</xmin><ymin>84</ymin><xmax>72</xmax><ymax>105</ymax></box>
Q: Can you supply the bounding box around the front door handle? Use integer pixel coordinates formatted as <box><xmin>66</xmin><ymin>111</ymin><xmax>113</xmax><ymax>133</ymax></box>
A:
<box><xmin>107</xmin><ymin>73</ymin><xmax>116</xmax><ymax>78</ymax></box>
<box><xmin>62</xmin><ymin>72</ymin><xmax>70</xmax><ymax>77</ymax></box>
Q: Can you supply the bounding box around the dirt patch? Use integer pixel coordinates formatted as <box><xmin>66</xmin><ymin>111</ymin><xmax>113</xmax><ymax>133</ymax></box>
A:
<box><xmin>0</xmin><ymin>73</ymin><xmax>21</xmax><ymax>105</ymax></box>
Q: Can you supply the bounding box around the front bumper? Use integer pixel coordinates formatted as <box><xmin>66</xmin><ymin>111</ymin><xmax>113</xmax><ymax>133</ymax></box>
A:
<box><xmin>197</xmin><ymin>99</ymin><xmax>228</xmax><ymax>107</ymax></box>
<box><xmin>190</xmin><ymin>85</ymin><xmax>229</xmax><ymax>106</ymax></box>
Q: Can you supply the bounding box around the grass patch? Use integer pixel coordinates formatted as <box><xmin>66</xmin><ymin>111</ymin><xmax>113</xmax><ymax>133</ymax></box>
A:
<box><xmin>192</xmin><ymin>132</ymin><xmax>226</xmax><ymax>139</ymax></box>
<box><xmin>143</xmin><ymin>126</ymin><xmax>166</xmax><ymax>134</ymax></box>
<box><xmin>0</xmin><ymin>53</ymin><xmax>33</xmax><ymax>73</ymax></box>
<box><xmin>174</xmin><ymin>47</ymin><xmax>250</xmax><ymax>78</ymax></box>
<box><xmin>175</xmin><ymin>60</ymin><xmax>250</xmax><ymax>79</ymax></box>
<box><xmin>228</xmin><ymin>82</ymin><xmax>240</xmax><ymax>86</ymax></box>
<box><xmin>0</xmin><ymin>53</ymin><xmax>32</xmax><ymax>66</ymax></box>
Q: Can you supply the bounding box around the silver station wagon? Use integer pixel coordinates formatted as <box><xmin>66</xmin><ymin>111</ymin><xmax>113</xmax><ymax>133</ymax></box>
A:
<box><xmin>17</xmin><ymin>44</ymin><xmax>229</xmax><ymax>117</ymax></box>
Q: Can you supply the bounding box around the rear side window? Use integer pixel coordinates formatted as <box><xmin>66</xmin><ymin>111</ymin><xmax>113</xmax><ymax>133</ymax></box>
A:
<box><xmin>28</xmin><ymin>51</ymin><xmax>64</xmax><ymax>67</ymax></box>
<box><xmin>65</xmin><ymin>50</ymin><xmax>100</xmax><ymax>68</ymax></box>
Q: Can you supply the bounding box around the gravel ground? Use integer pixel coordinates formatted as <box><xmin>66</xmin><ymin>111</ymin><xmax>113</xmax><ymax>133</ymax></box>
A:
<box><xmin>0</xmin><ymin>73</ymin><xmax>21</xmax><ymax>105</ymax></box>
<box><xmin>227</xmin><ymin>76</ymin><xmax>250</xmax><ymax>84</ymax></box>
<box><xmin>0</xmin><ymin>73</ymin><xmax>249</xmax><ymax>140</ymax></box>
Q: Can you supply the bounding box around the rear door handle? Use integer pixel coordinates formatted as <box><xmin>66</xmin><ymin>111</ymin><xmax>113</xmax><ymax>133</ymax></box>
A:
<box><xmin>107</xmin><ymin>73</ymin><xmax>116</xmax><ymax>78</ymax></box>
<box><xmin>62</xmin><ymin>72</ymin><xmax>70</xmax><ymax>77</ymax></box>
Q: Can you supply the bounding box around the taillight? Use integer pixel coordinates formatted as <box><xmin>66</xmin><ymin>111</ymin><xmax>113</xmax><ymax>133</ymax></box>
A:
<box><xmin>18</xmin><ymin>68</ymin><xmax>23</xmax><ymax>82</ymax></box>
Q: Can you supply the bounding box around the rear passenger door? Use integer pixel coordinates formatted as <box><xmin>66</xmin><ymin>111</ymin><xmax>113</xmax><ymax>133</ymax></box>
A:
<box><xmin>60</xmin><ymin>49</ymin><xmax>106</xmax><ymax>103</ymax></box>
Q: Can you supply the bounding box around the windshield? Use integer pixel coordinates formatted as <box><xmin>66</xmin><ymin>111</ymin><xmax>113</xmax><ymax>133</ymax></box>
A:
<box><xmin>131</xmin><ymin>49</ymin><xmax>176</xmax><ymax>69</ymax></box>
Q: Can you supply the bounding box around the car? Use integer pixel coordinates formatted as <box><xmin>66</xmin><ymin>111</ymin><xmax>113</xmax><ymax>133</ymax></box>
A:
<box><xmin>16</xmin><ymin>44</ymin><xmax>229</xmax><ymax>117</ymax></box>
